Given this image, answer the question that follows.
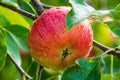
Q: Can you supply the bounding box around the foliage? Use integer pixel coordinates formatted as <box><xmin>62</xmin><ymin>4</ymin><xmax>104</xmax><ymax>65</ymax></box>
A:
<box><xmin>0</xmin><ymin>0</ymin><xmax>120</xmax><ymax>80</ymax></box>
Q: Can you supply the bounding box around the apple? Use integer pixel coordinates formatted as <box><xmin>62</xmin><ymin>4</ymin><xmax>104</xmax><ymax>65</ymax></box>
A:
<box><xmin>28</xmin><ymin>7</ymin><xmax>93</xmax><ymax>70</ymax></box>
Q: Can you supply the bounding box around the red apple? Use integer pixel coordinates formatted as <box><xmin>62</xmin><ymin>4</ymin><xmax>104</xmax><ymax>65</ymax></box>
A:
<box><xmin>28</xmin><ymin>7</ymin><xmax>93</xmax><ymax>70</ymax></box>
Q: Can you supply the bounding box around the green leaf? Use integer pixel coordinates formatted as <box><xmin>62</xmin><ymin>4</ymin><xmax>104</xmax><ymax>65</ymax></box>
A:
<box><xmin>4</xmin><ymin>25</ymin><xmax>29</xmax><ymax>51</ymax></box>
<box><xmin>114</xmin><ymin>4</ymin><xmax>120</xmax><ymax>10</ymax></box>
<box><xmin>103</xmin><ymin>55</ymin><xmax>120</xmax><ymax>74</ymax></box>
<box><xmin>110</xmin><ymin>10</ymin><xmax>120</xmax><ymax>20</ymax></box>
<box><xmin>5</xmin><ymin>31</ymin><xmax>21</xmax><ymax>65</ymax></box>
<box><xmin>110</xmin><ymin>4</ymin><xmax>120</xmax><ymax>20</ymax></box>
<box><xmin>27</xmin><ymin>61</ymin><xmax>38</xmax><ymax>77</ymax></box>
<box><xmin>41</xmin><ymin>68</ymin><xmax>58</xmax><ymax>80</ymax></box>
<box><xmin>0</xmin><ymin>27</ymin><xmax>7</xmax><ymax>70</ymax></box>
<box><xmin>91</xmin><ymin>21</ymin><xmax>113</xmax><ymax>46</ymax></box>
<box><xmin>105</xmin><ymin>20</ymin><xmax>120</xmax><ymax>37</ymax></box>
<box><xmin>101</xmin><ymin>73</ymin><xmax>113</xmax><ymax>80</ymax></box>
<box><xmin>0</xmin><ymin>6</ymin><xmax>30</xmax><ymax>28</ymax></box>
<box><xmin>66</xmin><ymin>0</ymin><xmax>95</xmax><ymax>30</ymax></box>
<box><xmin>41</xmin><ymin>0</ymin><xmax>70</xmax><ymax>6</ymax></box>
<box><xmin>61</xmin><ymin>57</ymin><xmax>101</xmax><ymax>80</ymax></box>
<box><xmin>0</xmin><ymin>14</ymin><xmax>11</xmax><ymax>25</ymax></box>
<box><xmin>17</xmin><ymin>0</ymin><xmax>36</xmax><ymax>14</ymax></box>
<box><xmin>114</xmin><ymin>71</ymin><xmax>120</xmax><ymax>80</ymax></box>
<box><xmin>101</xmin><ymin>73</ymin><xmax>120</xmax><ymax>80</ymax></box>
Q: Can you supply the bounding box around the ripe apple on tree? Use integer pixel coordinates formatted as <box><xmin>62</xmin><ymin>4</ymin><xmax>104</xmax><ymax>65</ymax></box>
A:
<box><xmin>28</xmin><ymin>6</ymin><xmax>93</xmax><ymax>70</ymax></box>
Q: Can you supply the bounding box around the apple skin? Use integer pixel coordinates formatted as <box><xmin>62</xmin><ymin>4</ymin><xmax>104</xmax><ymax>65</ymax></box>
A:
<box><xmin>28</xmin><ymin>7</ymin><xmax>93</xmax><ymax>70</ymax></box>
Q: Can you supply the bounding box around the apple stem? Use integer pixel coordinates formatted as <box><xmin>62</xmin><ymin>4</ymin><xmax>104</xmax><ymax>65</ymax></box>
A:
<box><xmin>7</xmin><ymin>54</ymin><xmax>31</xmax><ymax>79</ymax></box>
<box><xmin>93</xmin><ymin>40</ymin><xmax>120</xmax><ymax>58</ymax></box>
<box><xmin>31</xmin><ymin>0</ymin><xmax>44</xmax><ymax>15</ymax></box>
<box><xmin>38</xmin><ymin>65</ymin><xmax>43</xmax><ymax>80</ymax></box>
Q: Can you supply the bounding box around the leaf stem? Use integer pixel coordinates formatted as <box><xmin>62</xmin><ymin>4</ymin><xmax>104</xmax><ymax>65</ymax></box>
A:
<box><xmin>7</xmin><ymin>54</ymin><xmax>31</xmax><ymax>79</ymax></box>
<box><xmin>31</xmin><ymin>0</ymin><xmax>44</xmax><ymax>15</ymax></box>
<box><xmin>0</xmin><ymin>2</ymin><xmax>37</xmax><ymax>20</ymax></box>
<box><xmin>110</xmin><ymin>55</ymin><xmax>113</xmax><ymax>80</ymax></box>
<box><xmin>38</xmin><ymin>65</ymin><xmax>43</xmax><ymax>80</ymax></box>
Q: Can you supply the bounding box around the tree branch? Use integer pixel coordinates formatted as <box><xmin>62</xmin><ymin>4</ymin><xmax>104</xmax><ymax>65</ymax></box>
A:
<box><xmin>32</xmin><ymin>0</ymin><xmax>44</xmax><ymax>15</ymax></box>
<box><xmin>93</xmin><ymin>40</ymin><xmax>120</xmax><ymax>58</ymax></box>
<box><xmin>7</xmin><ymin>54</ymin><xmax>31</xmax><ymax>79</ymax></box>
<box><xmin>93</xmin><ymin>40</ymin><xmax>110</xmax><ymax>52</ymax></box>
<box><xmin>0</xmin><ymin>2</ymin><xmax>37</xmax><ymax>20</ymax></box>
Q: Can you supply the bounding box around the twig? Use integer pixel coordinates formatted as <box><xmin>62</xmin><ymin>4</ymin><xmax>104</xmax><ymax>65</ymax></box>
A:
<box><xmin>38</xmin><ymin>65</ymin><xmax>43</xmax><ymax>80</ymax></box>
<box><xmin>93</xmin><ymin>40</ymin><xmax>120</xmax><ymax>58</ymax></box>
<box><xmin>32</xmin><ymin>0</ymin><xmax>44</xmax><ymax>15</ymax></box>
<box><xmin>0</xmin><ymin>2</ymin><xmax>37</xmax><ymax>20</ymax></box>
<box><xmin>93</xmin><ymin>40</ymin><xmax>110</xmax><ymax>52</ymax></box>
<box><xmin>7</xmin><ymin>54</ymin><xmax>31</xmax><ymax>79</ymax></box>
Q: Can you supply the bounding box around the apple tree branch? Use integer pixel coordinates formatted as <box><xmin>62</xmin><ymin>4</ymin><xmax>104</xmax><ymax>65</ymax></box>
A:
<box><xmin>93</xmin><ymin>40</ymin><xmax>120</xmax><ymax>58</ymax></box>
<box><xmin>0</xmin><ymin>2</ymin><xmax>37</xmax><ymax>20</ymax></box>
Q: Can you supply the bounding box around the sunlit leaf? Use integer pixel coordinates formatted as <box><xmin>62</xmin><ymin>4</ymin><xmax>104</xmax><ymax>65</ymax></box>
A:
<box><xmin>0</xmin><ymin>6</ymin><xmax>30</xmax><ymax>28</ymax></box>
<box><xmin>61</xmin><ymin>57</ymin><xmax>101</xmax><ymax>80</ymax></box>
<box><xmin>91</xmin><ymin>21</ymin><xmax>113</xmax><ymax>46</ymax></box>
<box><xmin>101</xmin><ymin>73</ymin><xmax>113</xmax><ymax>80</ymax></box>
<box><xmin>0</xmin><ymin>27</ymin><xmax>7</xmax><ymax>70</ymax></box>
<box><xmin>0</xmin><ymin>14</ymin><xmax>10</xmax><ymax>25</ymax></box>
<box><xmin>114</xmin><ymin>71</ymin><xmax>120</xmax><ymax>79</ymax></box>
